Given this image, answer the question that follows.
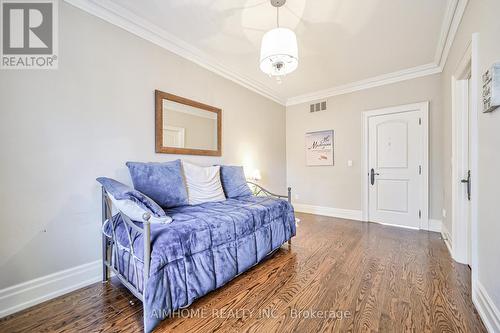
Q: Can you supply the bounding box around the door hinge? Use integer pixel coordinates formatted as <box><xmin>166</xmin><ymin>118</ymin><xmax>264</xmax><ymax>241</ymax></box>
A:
<box><xmin>418</xmin><ymin>117</ymin><xmax>422</xmax><ymax>125</ymax></box>
<box><xmin>418</xmin><ymin>165</ymin><xmax>422</xmax><ymax>175</ymax></box>
<box><xmin>418</xmin><ymin>210</ymin><xmax>422</xmax><ymax>219</ymax></box>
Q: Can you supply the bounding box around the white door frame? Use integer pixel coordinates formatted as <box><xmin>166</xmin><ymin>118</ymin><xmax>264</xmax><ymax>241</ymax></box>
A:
<box><xmin>450</xmin><ymin>34</ymin><xmax>479</xmax><ymax>277</ymax></box>
<box><xmin>362</xmin><ymin>102</ymin><xmax>429</xmax><ymax>229</ymax></box>
<box><xmin>451</xmin><ymin>42</ymin><xmax>472</xmax><ymax>264</ymax></box>
<box><xmin>163</xmin><ymin>125</ymin><xmax>185</xmax><ymax>148</ymax></box>
<box><xmin>469</xmin><ymin>32</ymin><xmax>480</xmax><ymax>317</ymax></box>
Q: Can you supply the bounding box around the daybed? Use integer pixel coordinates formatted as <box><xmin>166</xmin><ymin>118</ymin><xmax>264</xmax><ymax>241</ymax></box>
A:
<box><xmin>98</xmin><ymin>161</ymin><xmax>296</xmax><ymax>332</ymax></box>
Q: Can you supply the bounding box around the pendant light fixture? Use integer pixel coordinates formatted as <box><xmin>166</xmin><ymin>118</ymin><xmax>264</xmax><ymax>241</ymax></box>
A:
<box><xmin>259</xmin><ymin>0</ymin><xmax>298</xmax><ymax>83</ymax></box>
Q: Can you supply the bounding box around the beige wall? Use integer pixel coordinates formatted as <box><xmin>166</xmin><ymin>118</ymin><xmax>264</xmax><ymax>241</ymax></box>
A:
<box><xmin>0</xmin><ymin>3</ymin><xmax>286</xmax><ymax>289</ymax></box>
<box><xmin>286</xmin><ymin>74</ymin><xmax>443</xmax><ymax>219</ymax></box>
<box><xmin>441</xmin><ymin>0</ymin><xmax>500</xmax><ymax>317</ymax></box>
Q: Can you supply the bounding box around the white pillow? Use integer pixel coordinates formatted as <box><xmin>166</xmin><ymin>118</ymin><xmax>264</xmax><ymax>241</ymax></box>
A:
<box><xmin>182</xmin><ymin>161</ymin><xmax>226</xmax><ymax>205</ymax></box>
<box><xmin>108</xmin><ymin>193</ymin><xmax>172</xmax><ymax>224</ymax></box>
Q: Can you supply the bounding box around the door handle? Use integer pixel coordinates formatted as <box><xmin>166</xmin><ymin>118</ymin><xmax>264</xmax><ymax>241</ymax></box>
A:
<box><xmin>370</xmin><ymin>168</ymin><xmax>380</xmax><ymax>186</ymax></box>
<box><xmin>461</xmin><ymin>170</ymin><xmax>471</xmax><ymax>201</ymax></box>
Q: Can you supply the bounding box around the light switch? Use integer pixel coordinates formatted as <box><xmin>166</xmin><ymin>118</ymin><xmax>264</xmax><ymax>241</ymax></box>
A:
<box><xmin>347</xmin><ymin>160</ymin><xmax>353</xmax><ymax>167</ymax></box>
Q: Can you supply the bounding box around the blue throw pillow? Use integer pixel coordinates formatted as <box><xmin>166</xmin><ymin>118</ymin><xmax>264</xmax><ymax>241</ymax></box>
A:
<box><xmin>96</xmin><ymin>177</ymin><xmax>171</xmax><ymax>224</ymax></box>
<box><xmin>220</xmin><ymin>165</ymin><xmax>253</xmax><ymax>198</ymax></box>
<box><xmin>126</xmin><ymin>160</ymin><xmax>188</xmax><ymax>208</ymax></box>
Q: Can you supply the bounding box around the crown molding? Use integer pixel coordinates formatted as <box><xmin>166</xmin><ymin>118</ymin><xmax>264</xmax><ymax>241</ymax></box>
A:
<box><xmin>285</xmin><ymin>0</ymin><xmax>468</xmax><ymax>106</ymax></box>
<box><xmin>65</xmin><ymin>0</ymin><xmax>468</xmax><ymax>108</ymax></box>
<box><xmin>434</xmin><ymin>0</ymin><xmax>458</xmax><ymax>67</ymax></box>
<box><xmin>286</xmin><ymin>63</ymin><xmax>441</xmax><ymax>106</ymax></box>
<box><xmin>434</xmin><ymin>0</ymin><xmax>469</xmax><ymax>69</ymax></box>
<box><xmin>63</xmin><ymin>0</ymin><xmax>286</xmax><ymax>105</ymax></box>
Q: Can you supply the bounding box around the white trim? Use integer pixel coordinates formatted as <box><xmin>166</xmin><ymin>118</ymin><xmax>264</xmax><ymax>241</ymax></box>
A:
<box><xmin>473</xmin><ymin>281</ymin><xmax>500</xmax><ymax>333</ymax></box>
<box><xmin>434</xmin><ymin>0</ymin><xmax>458</xmax><ymax>66</ymax></box>
<box><xmin>63</xmin><ymin>0</ymin><xmax>286</xmax><ymax>105</ymax></box>
<box><xmin>362</xmin><ymin>109</ymin><xmax>370</xmax><ymax>223</ymax></box>
<box><xmin>446</xmin><ymin>36</ymin><xmax>480</xmax><ymax>325</ymax></box>
<box><xmin>372</xmin><ymin>221</ymin><xmax>419</xmax><ymax>231</ymax></box>
<box><xmin>293</xmin><ymin>203</ymin><xmax>363</xmax><ymax>221</ymax></box>
<box><xmin>163</xmin><ymin>126</ymin><xmax>185</xmax><ymax>148</ymax></box>
<box><xmin>470</xmin><ymin>32</ymin><xmax>479</xmax><ymax>291</ymax></box>
<box><xmin>427</xmin><ymin>219</ymin><xmax>442</xmax><ymax>233</ymax></box>
<box><xmin>361</xmin><ymin>102</ymin><xmax>429</xmax><ymax>230</ymax></box>
<box><xmin>294</xmin><ymin>204</ymin><xmax>443</xmax><ymax>233</ymax></box>
<box><xmin>64</xmin><ymin>0</ymin><xmax>468</xmax><ymax>107</ymax></box>
<box><xmin>451</xmin><ymin>42</ymin><xmax>472</xmax><ymax>265</ymax></box>
<box><xmin>441</xmin><ymin>222</ymin><xmax>453</xmax><ymax>256</ymax></box>
<box><xmin>455</xmin><ymin>41</ymin><xmax>473</xmax><ymax>79</ymax></box>
<box><xmin>286</xmin><ymin>63</ymin><xmax>441</xmax><ymax>106</ymax></box>
<box><xmin>434</xmin><ymin>0</ymin><xmax>469</xmax><ymax>69</ymax></box>
<box><xmin>0</xmin><ymin>261</ymin><xmax>101</xmax><ymax>318</ymax></box>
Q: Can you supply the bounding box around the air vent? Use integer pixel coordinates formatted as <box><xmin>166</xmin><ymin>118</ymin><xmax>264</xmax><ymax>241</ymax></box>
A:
<box><xmin>309</xmin><ymin>101</ymin><xmax>327</xmax><ymax>113</ymax></box>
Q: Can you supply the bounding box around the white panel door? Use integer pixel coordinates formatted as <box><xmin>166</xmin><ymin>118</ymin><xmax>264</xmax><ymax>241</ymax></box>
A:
<box><xmin>368</xmin><ymin>110</ymin><xmax>422</xmax><ymax>228</ymax></box>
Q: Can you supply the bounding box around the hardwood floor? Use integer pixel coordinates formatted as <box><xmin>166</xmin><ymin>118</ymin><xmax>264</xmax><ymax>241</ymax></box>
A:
<box><xmin>0</xmin><ymin>213</ymin><xmax>486</xmax><ymax>332</ymax></box>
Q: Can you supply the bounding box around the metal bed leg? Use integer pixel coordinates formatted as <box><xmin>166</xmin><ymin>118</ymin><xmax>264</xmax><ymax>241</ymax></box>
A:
<box><xmin>142</xmin><ymin>212</ymin><xmax>151</xmax><ymax>333</ymax></box>
<box><xmin>101</xmin><ymin>187</ymin><xmax>109</xmax><ymax>282</ymax></box>
<box><xmin>287</xmin><ymin>187</ymin><xmax>293</xmax><ymax>249</ymax></box>
<box><xmin>102</xmin><ymin>235</ymin><xmax>109</xmax><ymax>282</ymax></box>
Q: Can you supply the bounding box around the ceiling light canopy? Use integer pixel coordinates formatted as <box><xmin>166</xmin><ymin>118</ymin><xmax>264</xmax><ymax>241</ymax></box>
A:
<box><xmin>260</xmin><ymin>0</ymin><xmax>298</xmax><ymax>82</ymax></box>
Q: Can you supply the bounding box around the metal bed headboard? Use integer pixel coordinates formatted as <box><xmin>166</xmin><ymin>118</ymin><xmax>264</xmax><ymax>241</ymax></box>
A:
<box><xmin>247</xmin><ymin>182</ymin><xmax>291</xmax><ymax>203</ymax></box>
<box><xmin>101</xmin><ymin>188</ymin><xmax>151</xmax><ymax>301</ymax></box>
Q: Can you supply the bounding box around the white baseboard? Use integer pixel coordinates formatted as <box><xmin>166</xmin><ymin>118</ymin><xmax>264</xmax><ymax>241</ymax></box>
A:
<box><xmin>473</xmin><ymin>281</ymin><xmax>500</xmax><ymax>333</ymax></box>
<box><xmin>293</xmin><ymin>204</ymin><xmax>445</xmax><ymax>233</ymax></box>
<box><xmin>426</xmin><ymin>219</ymin><xmax>442</xmax><ymax>232</ymax></box>
<box><xmin>0</xmin><ymin>260</ymin><xmax>102</xmax><ymax>318</ymax></box>
<box><xmin>293</xmin><ymin>203</ymin><xmax>363</xmax><ymax>221</ymax></box>
<box><xmin>440</xmin><ymin>222</ymin><xmax>453</xmax><ymax>257</ymax></box>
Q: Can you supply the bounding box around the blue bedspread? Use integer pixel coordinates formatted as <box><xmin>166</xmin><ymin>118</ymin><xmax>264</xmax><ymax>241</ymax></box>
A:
<box><xmin>104</xmin><ymin>196</ymin><xmax>296</xmax><ymax>332</ymax></box>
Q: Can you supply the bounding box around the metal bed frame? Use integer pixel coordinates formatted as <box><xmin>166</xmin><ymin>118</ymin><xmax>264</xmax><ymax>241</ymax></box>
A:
<box><xmin>101</xmin><ymin>182</ymin><xmax>292</xmax><ymax>313</ymax></box>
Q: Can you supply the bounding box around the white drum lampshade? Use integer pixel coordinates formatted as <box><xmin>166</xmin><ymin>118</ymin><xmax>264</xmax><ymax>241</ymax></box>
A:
<box><xmin>260</xmin><ymin>27</ymin><xmax>298</xmax><ymax>77</ymax></box>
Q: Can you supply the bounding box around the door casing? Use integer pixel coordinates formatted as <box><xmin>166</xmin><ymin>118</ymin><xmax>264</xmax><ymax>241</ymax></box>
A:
<box><xmin>451</xmin><ymin>42</ymin><xmax>472</xmax><ymax>265</ymax></box>
<box><xmin>362</xmin><ymin>102</ymin><xmax>429</xmax><ymax>230</ymax></box>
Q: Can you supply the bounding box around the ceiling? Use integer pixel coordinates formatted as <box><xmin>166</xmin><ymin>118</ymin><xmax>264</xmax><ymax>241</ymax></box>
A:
<box><xmin>68</xmin><ymin>0</ymin><xmax>465</xmax><ymax>105</ymax></box>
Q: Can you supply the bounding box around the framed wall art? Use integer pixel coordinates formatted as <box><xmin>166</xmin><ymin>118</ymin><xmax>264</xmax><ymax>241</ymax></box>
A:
<box><xmin>305</xmin><ymin>130</ymin><xmax>334</xmax><ymax>166</ymax></box>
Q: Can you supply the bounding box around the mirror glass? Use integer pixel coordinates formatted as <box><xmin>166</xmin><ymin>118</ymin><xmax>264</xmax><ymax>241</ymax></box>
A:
<box><xmin>162</xmin><ymin>99</ymin><xmax>218</xmax><ymax>150</ymax></box>
<box><xmin>156</xmin><ymin>91</ymin><xmax>221</xmax><ymax>156</ymax></box>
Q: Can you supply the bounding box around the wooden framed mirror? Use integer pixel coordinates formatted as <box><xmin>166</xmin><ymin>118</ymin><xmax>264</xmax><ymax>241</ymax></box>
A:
<box><xmin>155</xmin><ymin>90</ymin><xmax>222</xmax><ymax>156</ymax></box>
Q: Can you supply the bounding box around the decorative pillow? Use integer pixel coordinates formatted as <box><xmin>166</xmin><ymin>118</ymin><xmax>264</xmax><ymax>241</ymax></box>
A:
<box><xmin>126</xmin><ymin>160</ymin><xmax>188</xmax><ymax>208</ymax></box>
<box><xmin>182</xmin><ymin>161</ymin><xmax>226</xmax><ymax>205</ymax></box>
<box><xmin>219</xmin><ymin>165</ymin><xmax>253</xmax><ymax>198</ymax></box>
<box><xmin>96</xmin><ymin>177</ymin><xmax>172</xmax><ymax>224</ymax></box>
